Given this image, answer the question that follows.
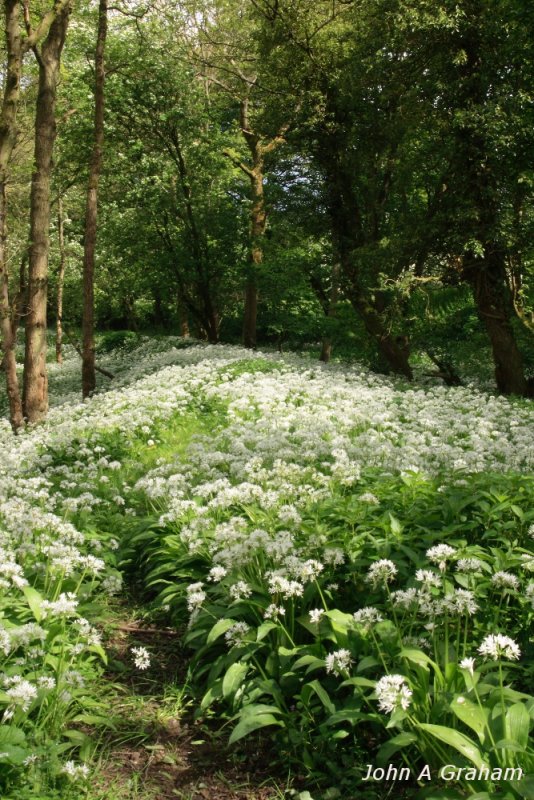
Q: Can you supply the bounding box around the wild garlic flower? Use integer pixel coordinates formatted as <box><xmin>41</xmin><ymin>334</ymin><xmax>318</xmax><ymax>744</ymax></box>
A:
<box><xmin>37</xmin><ymin>676</ymin><xmax>56</xmax><ymax>689</ymax></box>
<box><xmin>229</xmin><ymin>581</ymin><xmax>252</xmax><ymax>602</ymax></box>
<box><xmin>186</xmin><ymin>582</ymin><xmax>206</xmax><ymax>611</ymax></box>
<box><xmin>4</xmin><ymin>677</ymin><xmax>38</xmax><ymax>711</ymax></box>
<box><xmin>131</xmin><ymin>646</ymin><xmax>151</xmax><ymax>670</ymax></box>
<box><xmin>426</xmin><ymin>544</ymin><xmax>456</xmax><ymax>571</ymax></box>
<box><xmin>325</xmin><ymin>648</ymin><xmax>352</xmax><ymax>676</ymax></box>
<box><xmin>415</xmin><ymin>569</ymin><xmax>441</xmax><ymax>587</ymax></box>
<box><xmin>268</xmin><ymin>574</ymin><xmax>304</xmax><ymax>599</ymax></box>
<box><xmin>478</xmin><ymin>634</ymin><xmax>521</xmax><ymax>661</ymax></box>
<box><xmin>491</xmin><ymin>571</ymin><xmax>519</xmax><ymax>591</ymax></box>
<box><xmin>526</xmin><ymin>582</ymin><xmax>534</xmax><ymax>608</ymax></box>
<box><xmin>309</xmin><ymin>608</ymin><xmax>325</xmax><ymax>625</ymax></box>
<box><xmin>61</xmin><ymin>761</ymin><xmax>90</xmax><ymax>780</ymax></box>
<box><xmin>264</xmin><ymin>604</ymin><xmax>285</xmax><ymax>620</ymax></box>
<box><xmin>456</xmin><ymin>558</ymin><xmax>484</xmax><ymax>573</ymax></box>
<box><xmin>391</xmin><ymin>588</ymin><xmax>419</xmax><ymax>610</ymax></box>
<box><xmin>353</xmin><ymin>606</ymin><xmax>383</xmax><ymax>630</ymax></box>
<box><xmin>375</xmin><ymin>674</ymin><xmax>412</xmax><ymax>714</ymax></box>
<box><xmin>520</xmin><ymin>554</ymin><xmax>534</xmax><ymax>572</ymax></box>
<box><xmin>366</xmin><ymin>559</ymin><xmax>397</xmax><ymax>586</ymax></box>
<box><xmin>40</xmin><ymin>592</ymin><xmax>78</xmax><ymax>619</ymax></box>
<box><xmin>358</xmin><ymin>492</ymin><xmax>379</xmax><ymax>505</ymax></box>
<box><xmin>459</xmin><ymin>657</ymin><xmax>476</xmax><ymax>675</ymax></box>
<box><xmin>323</xmin><ymin>548</ymin><xmax>345</xmax><ymax>566</ymax></box>
<box><xmin>442</xmin><ymin>589</ymin><xmax>478</xmax><ymax>616</ymax></box>
<box><xmin>208</xmin><ymin>565</ymin><xmax>228</xmax><ymax>582</ymax></box>
<box><xmin>225</xmin><ymin>622</ymin><xmax>251</xmax><ymax>647</ymax></box>
<box><xmin>101</xmin><ymin>574</ymin><xmax>123</xmax><ymax>595</ymax></box>
<box><xmin>297</xmin><ymin>559</ymin><xmax>324</xmax><ymax>582</ymax></box>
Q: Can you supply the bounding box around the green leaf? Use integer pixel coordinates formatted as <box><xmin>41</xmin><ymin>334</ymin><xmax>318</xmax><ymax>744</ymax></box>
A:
<box><xmin>304</xmin><ymin>680</ymin><xmax>335</xmax><ymax>715</ymax></box>
<box><xmin>450</xmin><ymin>695</ymin><xmax>489</xmax><ymax>743</ymax></box>
<box><xmin>293</xmin><ymin>655</ymin><xmax>324</xmax><ymax>672</ymax></box>
<box><xmin>207</xmin><ymin>618</ymin><xmax>237</xmax><ymax>645</ymax></box>
<box><xmin>377</xmin><ymin>732</ymin><xmax>418</xmax><ymax>766</ymax></box>
<box><xmin>229</xmin><ymin>713</ymin><xmax>283</xmax><ymax>744</ymax></box>
<box><xmin>0</xmin><ymin>745</ymin><xmax>28</xmax><ymax>765</ymax></box>
<box><xmin>508</xmin><ymin>774</ymin><xmax>534</xmax><ymax>800</ymax></box>
<box><xmin>22</xmin><ymin>586</ymin><xmax>44</xmax><ymax>622</ymax></box>
<box><xmin>222</xmin><ymin>662</ymin><xmax>248</xmax><ymax>699</ymax></box>
<box><xmin>0</xmin><ymin>726</ymin><xmax>25</xmax><ymax>746</ymax></box>
<box><xmin>505</xmin><ymin>702</ymin><xmax>530</xmax><ymax>750</ymax></box>
<box><xmin>417</xmin><ymin>723</ymin><xmax>489</xmax><ymax>770</ymax></box>
<box><xmin>256</xmin><ymin>621</ymin><xmax>277</xmax><ymax>641</ymax></box>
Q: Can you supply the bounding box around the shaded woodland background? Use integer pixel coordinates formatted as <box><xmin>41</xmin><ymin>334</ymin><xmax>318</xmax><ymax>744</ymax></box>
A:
<box><xmin>1</xmin><ymin>0</ymin><xmax>533</xmax><ymax>429</ymax></box>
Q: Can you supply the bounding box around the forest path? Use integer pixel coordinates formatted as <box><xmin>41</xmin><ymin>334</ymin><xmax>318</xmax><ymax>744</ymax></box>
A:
<box><xmin>89</xmin><ymin>603</ymin><xmax>280</xmax><ymax>800</ymax></box>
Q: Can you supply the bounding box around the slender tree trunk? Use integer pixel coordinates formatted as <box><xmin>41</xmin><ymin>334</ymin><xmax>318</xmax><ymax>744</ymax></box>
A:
<box><xmin>81</xmin><ymin>0</ymin><xmax>106</xmax><ymax>398</ymax></box>
<box><xmin>0</xmin><ymin>0</ymin><xmax>24</xmax><ymax>430</ymax></box>
<box><xmin>55</xmin><ymin>198</ymin><xmax>66</xmax><ymax>363</ymax></box>
<box><xmin>23</xmin><ymin>6</ymin><xmax>70</xmax><ymax>422</ymax></box>
<box><xmin>319</xmin><ymin>262</ymin><xmax>340</xmax><ymax>363</ymax></box>
<box><xmin>0</xmin><ymin>180</ymin><xmax>23</xmax><ymax>428</ymax></box>
<box><xmin>242</xmin><ymin>162</ymin><xmax>266</xmax><ymax>348</ymax></box>
<box><xmin>10</xmin><ymin>252</ymin><xmax>27</xmax><ymax>341</ymax></box>
<box><xmin>176</xmin><ymin>293</ymin><xmax>190</xmax><ymax>337</ymax></box>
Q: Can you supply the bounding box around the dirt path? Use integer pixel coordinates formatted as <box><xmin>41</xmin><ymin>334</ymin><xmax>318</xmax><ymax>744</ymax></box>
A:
<box><xmin>90</xmin><ymin>609</ymin><xmax>282</xmax><ymax>800</ymax></box>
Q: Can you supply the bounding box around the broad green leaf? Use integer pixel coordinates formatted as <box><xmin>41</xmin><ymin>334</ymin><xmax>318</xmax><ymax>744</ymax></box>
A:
<box><xmin>22</xmin><ymin>586</ymin><xmax>44</xmax><ymax>622</ymax></box>
<box><xmin>229</xmin><ymin>713</ymin><xmax>282</xmax><ymax>744</ymax></box>
<box><xmin>0</xmin><ymin>726</ymin><xmax>25</xmax><ymax>746</ymax></box>
<box><xmin>200</xmin><ymin>678</ymin><xmax>223</xmax><ymax>711</ymax></box>
<box><xmin>450</xmin><ymin>695</ymin><xmax>489</xmax><ymax>743</ymax></box>
<box><xmin>505</xmin><ymin>702</ymin><xmax>530</xmax><ymax>749</ymax></box>
<box><xmin>304</xmin><ymin>680</ymin><xmax>335</xmax><ymax>714</ymax></box>
<box><xmin>0</xmin><ymin>745</ymin><xmax>28</xmax><ymax>765</ymax></box>
<box><xmin>356</xmin><ymin>656</ymin><xmax>380</xmax><ymax>673</ymax></box>
<box><xmin>256</xmin><ymin>621</ymin><xmax>277</xmax><ymax>641</ymax></box>
<box><xmin>222</xmin><ymin>662</ymin><xmax>248</xmax><ymax>699</ymax></box>
<box><xmin>417</xmin><ymin>723</ymin><xmax>488</xmax><ymax>770</ymax></box>
<box><xmin>237</xmin><ymin>704</ymin><xmax>282</xmax><ymax>718</ymax></box>
<box><xmin>377</xmin><ymin>732</ymin><xmax>417</xmax><ymax>766</ymax></box>
<box><xmin>507</xmin><ymin>774</ymin><xmax>534</xmax><ymax>800</ymax></box>
<box><xmin>293</xmin><ymin>655</ymin><xmax>325</xmax><ymax>672</ymax></box>
<box><xmin>207</xmin><ymin>618</ymin><xmax>237</xmax><ymax>645</ymax></box>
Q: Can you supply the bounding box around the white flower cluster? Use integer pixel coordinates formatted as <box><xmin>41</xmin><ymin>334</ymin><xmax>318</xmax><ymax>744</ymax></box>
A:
<box><xmin>375</xmin><ymin>674</ymin><xmax>412</xmax><ymax>714</ymax></box>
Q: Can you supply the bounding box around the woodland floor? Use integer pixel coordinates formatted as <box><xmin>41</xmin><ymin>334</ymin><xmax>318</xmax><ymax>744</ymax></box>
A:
<box><xmin>92</xmin><ymin>604</ymin><xmax>283</xmax><ymax>800</ymax></box>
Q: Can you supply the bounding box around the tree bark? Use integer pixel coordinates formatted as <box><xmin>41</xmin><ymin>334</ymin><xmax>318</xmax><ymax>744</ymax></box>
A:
<box><xmin>464</xmin><ymin>248</ymin><xmax>527</xmax><ymax>395</ymax></box>
<box><xmin>23</xmin><ymin>4</ymin><xmax>70</xmax><ymax>422</ymax></box>
<box><xmin>0</xmin><ymin>0</ymin><xmax>25</xmax><ymax>430</ymax></box>
<box><xmin>55</xmin><ymin>197</ymin><xmax>65</xmax><ymax>363</ymax></box>
<box><xmin>81</xmin><ymin>0</ymin><xmax>106</xmax><ymax>398</ymax></box>
<box><xmin>326</xmin><ymin>154</ymin><xmax>413</xmax><ymax>379</ymax></box>
<box><xmin>319</xmin><ymin>262</ymin><xmax>340</xmax><ymax>363</ymax></box>
<box><xmin>453</xmin><ymin>3</ymin><xmax>528</xmax><ymax>396</ymax></box>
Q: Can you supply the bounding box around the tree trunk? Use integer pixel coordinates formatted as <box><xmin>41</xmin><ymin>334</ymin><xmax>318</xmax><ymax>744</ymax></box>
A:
<box><xmin>176</xmin><ymin>293</ymin><xmax>190</xmax><ymax>337</ymax></box>
<box><xmin>0</xmin><ymin>180</ymin><xmax>23</xmax><ymax>429</ymax></box>
<box><xmin>55</xmin><ymin>198</ymin><xmax>66</xmax><ymax>363</ymax></box>
<box><xmin>319</xmin><ymin>262</ymin><xmax>340</xmax><ymax>363</ymax></box>
<box><xmin>0</xmin><ymin>0</ymin><xmax>24</xmax><ymax>430</ymax></box>
<box><xmin>81</xmin><ymin>0</ymin><xmax>106</xmax><ymax>398</ymax></box>
<box><xmin>327</xmin><ymin>163</ymin><xmax>413</xmax><ymax>379</ymax></box>
<box><xmin>452</xmin><ymin>2</ymin><xmax>529</xmax><ymax>395</ymax></box>
<box><xmin>464</xmin><ymin>248</ymin><xmax>527</xmax><ymax>395</ymax></box>
<box><xmin>10</xmin><ymin>253</ymin><xmax>27</xmax><ymax>341</ymax></box>
<box><xmin>242</xmin><ymin>155</ymin><xmax>266</xmax><ymax>348</ymax></box>
<box><xmin>23</xmin><ymin>6</ymin><xmax>70</xmax><ymax>423</ymax></box>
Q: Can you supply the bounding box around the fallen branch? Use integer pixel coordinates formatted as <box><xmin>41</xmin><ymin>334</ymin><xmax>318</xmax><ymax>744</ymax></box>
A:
<box><xmin>115</xmin><ymin>624</ymin><xmax>178</xmax><ymax>638</ymax></box>
<box><xmin>62</xmin><ymin>326</ymin><xmax>115</xmax><ymax>380</ymax></box>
